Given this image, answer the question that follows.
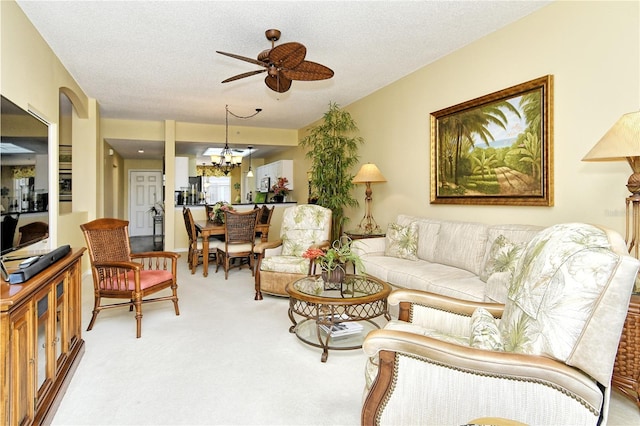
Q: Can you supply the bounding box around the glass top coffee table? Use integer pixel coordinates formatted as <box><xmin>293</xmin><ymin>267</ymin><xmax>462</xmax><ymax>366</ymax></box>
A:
<box><xmin>285</xmin><ymin>274</ymin><xmax>391</xmax><ymax>362</ymax></box>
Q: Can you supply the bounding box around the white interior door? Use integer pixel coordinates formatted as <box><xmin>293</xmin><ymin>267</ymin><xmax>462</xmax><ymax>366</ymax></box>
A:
<box><xmin>129</xmin><ymin>170</ymin><xmax>162</xmax><ymax>237</ymax></box>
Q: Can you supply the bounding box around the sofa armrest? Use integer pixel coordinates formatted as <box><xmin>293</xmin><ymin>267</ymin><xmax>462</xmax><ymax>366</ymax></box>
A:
<box><xmin>352</xmin><ymin>237</ymin><xmax>386</xmax><ymax>256</ymax></box>
<box><xmin>362</xmin><ymin>329</ymin><xmax>603</xmax><ymax>426</ymax></box>
<box><xmin>388</xmin><ymin>289</ymin><xmax>504</xmax><ymax>335</ymax></box>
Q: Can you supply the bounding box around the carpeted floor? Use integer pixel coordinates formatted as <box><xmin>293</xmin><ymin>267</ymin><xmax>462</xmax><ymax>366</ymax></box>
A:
<box><xmin>51</xmin><ymin>254</ymin><xmax>640</xmax><ymax>425</ymax></box>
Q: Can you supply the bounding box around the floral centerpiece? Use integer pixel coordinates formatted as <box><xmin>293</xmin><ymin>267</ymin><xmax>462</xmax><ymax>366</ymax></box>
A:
<box><xmin>209</xmin><ymin>201</ymin><xmax>235</xmax><ymax>224</ymax></box>
<box><xmin>303</xmin><ymin>237</ymin><xmax>364</xmax><ymax>288</ymax></box>
<box><xmin>271</xmin><ymin>177</ymin><xmax>290</xmax><ymax>201</ymax></box>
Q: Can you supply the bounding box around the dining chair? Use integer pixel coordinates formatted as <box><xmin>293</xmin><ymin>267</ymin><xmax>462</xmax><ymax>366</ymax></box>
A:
<box><xmin>182</xmin><ymin>207</ymin><xmax>215</xmax><ymax>274</ymax></box>
<box><xmin>255</xmin><ymin>204</ymin><xmax>274</xmax><ymax>242</ymax></box>
<box><xmin>216</xmin><ymin>208</ymin><xmax>259</xmax><ymax>279</ymax></box>
<box><xmin>80</xmin><ymin>218</ymin><xmax>180</xmax><ymax>338</ymax></box>
<box><xmin>17</xmin><ymin>221</ymin><xmax>49</xmax><ymax>245</ymax></box>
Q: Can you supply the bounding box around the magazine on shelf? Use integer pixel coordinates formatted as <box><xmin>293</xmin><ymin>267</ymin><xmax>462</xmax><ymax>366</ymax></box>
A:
<box><xmin>319</xmin><ymin>314</ymin><xmax>363</xmax><ymax>337</ymax></box>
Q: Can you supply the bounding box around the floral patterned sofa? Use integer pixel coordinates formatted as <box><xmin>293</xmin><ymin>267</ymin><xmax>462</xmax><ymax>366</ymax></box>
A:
<box><xmin>361</xmin><ymin>222</ymin><xmax>640</xmax><ymax>425</ymax></box>
<box><xmin>351</xmin><ymin>214</ymin><xmax>544</xmax><ymax>303</ymax></box>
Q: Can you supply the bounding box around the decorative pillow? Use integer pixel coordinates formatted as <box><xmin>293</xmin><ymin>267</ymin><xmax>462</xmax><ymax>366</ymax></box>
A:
<box><xmin>470</xmin><ymin>307</ymin><xmax>503</xmax><ymax>351</ymax></box>
<box><xmin>384</xmin><ymin>222</ymin><xmax>418</xmax><ymax>260</ymax></box>
<box><xmin>479</xmin><ymin>234</ymin><xmax>524</xmax><ymax>282</ymax></box>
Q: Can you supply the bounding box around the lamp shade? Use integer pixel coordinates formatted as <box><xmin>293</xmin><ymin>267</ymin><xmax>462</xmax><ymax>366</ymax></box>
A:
<box><xmin>583</xmin><ymin>111</ymin><xmax>640</xmax><ymax>162</ymax></box>
<box><xmin>352</xmin><ymin>163</ymin><xmax>387</xmax><ymax>184</ymax></box>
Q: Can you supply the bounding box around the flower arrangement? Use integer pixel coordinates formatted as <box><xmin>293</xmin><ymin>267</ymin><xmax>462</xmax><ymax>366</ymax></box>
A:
<box><xmin>302</xmin><ymin>237</ymin><xmax>365</xmax><ymax>274</ymax></box>
<box><xmin>209</xmin><ymin>201</ymin><xmax>235</xmax><ymax>224</ymax></box>
<box><xmin>271</xmin><ymin>177</ymin><xmax>290</xmax><ymax>196</ymax></box>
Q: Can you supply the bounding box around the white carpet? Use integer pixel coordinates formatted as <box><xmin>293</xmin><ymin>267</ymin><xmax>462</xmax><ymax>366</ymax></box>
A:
<box><xmin>52</xmin><ymin>260</ymin><xmax>366</xmax><ymax>425</ymax></box>
<box><xmin>52</xmin><ymin>259</ymin><xmax>640</xmax><ymax>425</ymax></box>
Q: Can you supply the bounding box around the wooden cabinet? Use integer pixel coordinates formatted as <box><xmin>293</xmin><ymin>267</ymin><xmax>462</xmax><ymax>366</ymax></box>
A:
<box><xmin>1</xmin><ymin>248</ymin><xmax>85</xmax><ymax>425</ymax></box>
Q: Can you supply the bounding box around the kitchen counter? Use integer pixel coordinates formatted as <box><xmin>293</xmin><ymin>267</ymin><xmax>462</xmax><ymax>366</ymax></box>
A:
<box><xmin>175</xmin><ymin>202</ymin><xmax>297</xmax><ymax>207</ymax></box>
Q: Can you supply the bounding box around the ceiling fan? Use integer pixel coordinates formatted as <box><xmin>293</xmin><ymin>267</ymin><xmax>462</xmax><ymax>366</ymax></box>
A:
<box><xmin>216</xmin><ymin>29</ymin><xmax>334</xmax><ymax>93</ymax></box>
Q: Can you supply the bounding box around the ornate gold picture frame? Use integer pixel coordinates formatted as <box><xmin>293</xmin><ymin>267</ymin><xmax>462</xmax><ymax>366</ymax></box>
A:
<box><xmin>430</xmin><ymin>75</ymin><xmax>553</xmax><ymax>206</ymax></box>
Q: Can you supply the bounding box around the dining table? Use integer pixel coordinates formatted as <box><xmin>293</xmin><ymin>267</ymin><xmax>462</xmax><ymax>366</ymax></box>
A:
<box><xmin>195</xmin><ymin>220</ymin><xmax>270</xmax><ymax>277</ymax></box>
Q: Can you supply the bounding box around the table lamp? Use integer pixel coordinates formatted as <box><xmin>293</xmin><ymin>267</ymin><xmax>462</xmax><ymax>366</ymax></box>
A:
<box><xmin>352</xmin><ymin>163</ymin><xmax>387</xmax><ymax>234</ymax></box>
<box><xmin>582</xmin><ymin>111</ymin><xmax>640</xmax><ymax>256</ymax></box>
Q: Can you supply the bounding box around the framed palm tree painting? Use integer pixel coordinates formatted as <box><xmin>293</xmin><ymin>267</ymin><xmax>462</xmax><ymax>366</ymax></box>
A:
<box><xmin>430</xmin><ymin>75</ymin><xmax>553</xmax><ymax>206</ymax></box>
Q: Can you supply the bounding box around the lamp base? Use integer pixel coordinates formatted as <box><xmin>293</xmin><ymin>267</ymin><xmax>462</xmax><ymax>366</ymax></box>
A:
<box><xmin>355</xmin><ymin>216</ymin><xmax>382</xmax><ymax>235</ymax></box>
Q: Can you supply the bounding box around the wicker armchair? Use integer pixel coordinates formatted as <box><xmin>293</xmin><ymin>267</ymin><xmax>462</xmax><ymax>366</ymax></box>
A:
<box><xmin>254</xmin><ymin>204</ymin><xmax>332</xmax><ymax>300</ymax></box>
<box><xmin>216</xmin><ymin>208</ymin><xmax>259</xmax><ymax>279</ymax></box>
<box><xmin>80</xmin><ymin>218</ymin><xmax>180</xmax><ymax>338</ymax></box>
<box><xmin>362</xmin><ymin>223</ymin><xmax>640</xmax><ymax>425</ymax></box>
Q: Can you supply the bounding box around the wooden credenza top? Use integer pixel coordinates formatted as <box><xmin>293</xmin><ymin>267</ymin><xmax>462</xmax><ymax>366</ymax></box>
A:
<box><xmin>0</xmin><ymin>247</ymin><xmax>86</xmax><ymax>311</ymax></box>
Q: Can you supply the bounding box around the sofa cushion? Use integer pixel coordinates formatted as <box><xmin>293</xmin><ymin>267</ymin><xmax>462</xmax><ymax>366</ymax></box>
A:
<box><xmin>386</xmin><ymin>262</ymin><xmax>486</xmax><ymax>301</ymax></box>
<box><xmin>479</xmin><ymin>234</ymin><xmax>524</xmax><ymax>282</ymax></box>
<box><xmin>432</xmin><ymin>221</ymin><xmax>488</xmax><ymax>275</ymax></box>
<box><xmin>385</xmin><ymin>222</ymin><xmax>419</xmax><ymax>260</ymax></box>
<box><xmin>416</xmin><ymin>222</ymin><xmax>440</xmax><ymax>261</ymax></box>
<box><xmin>485</xmin><ymin>271</ymin><xmax>511</xmax><ymax>303</ymax></box>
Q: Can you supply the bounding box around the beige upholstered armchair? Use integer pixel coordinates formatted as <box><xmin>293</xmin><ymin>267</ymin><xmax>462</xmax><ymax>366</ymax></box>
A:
<box><xmin>362</xmin><ymin>223</ymin><xmax>640</xmax><ymax>425</ymax></box>
<box><xmin>254</xmin><ymin>204</ymin><xmax>331</xmax><ymax>300</ymax></box>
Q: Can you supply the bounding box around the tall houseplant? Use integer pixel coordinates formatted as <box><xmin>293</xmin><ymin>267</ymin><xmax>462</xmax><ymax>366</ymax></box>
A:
<box><xmin>300</xmin><ymin>102</ymin><xmax>363</xmax><ymax>241</ymax></box>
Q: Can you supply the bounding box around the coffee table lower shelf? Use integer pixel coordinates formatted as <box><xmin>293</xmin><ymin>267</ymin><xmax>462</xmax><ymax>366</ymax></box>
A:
<box><xmin>291</xmin><ymin>318</ymin><xmax>380</xmax><ymax>362</ymax></box>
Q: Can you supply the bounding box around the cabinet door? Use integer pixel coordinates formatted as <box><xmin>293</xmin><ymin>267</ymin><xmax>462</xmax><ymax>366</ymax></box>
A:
<box><xmin>9</xmin><ymin>302</ymin><xmax>35</xmax><ymax>425</ymax></box>
<box><xmin>67</xmin><ymin>262</ymin><xmax>82</xmax><ymax>347</ymax></box>
<box><xmin>54</xmin><ymin>277</ymin><xmax>67</xmax><ymax>372</ymax></box>
<box><xmin>35</xmin><ymin>285</ymin><xmax>54</xmax><ymax>408</ymax></box>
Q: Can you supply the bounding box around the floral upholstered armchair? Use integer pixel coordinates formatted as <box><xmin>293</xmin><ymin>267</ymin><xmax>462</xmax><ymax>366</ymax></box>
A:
<box><xmin>254</xmin><ymin>204</ymin><xmax>331</xmax><ymax>300</ymax></box>
<box><xmin>362</xmin><ymin>223</ymin><xmax>640</xmax><ymax>425</ymax></box>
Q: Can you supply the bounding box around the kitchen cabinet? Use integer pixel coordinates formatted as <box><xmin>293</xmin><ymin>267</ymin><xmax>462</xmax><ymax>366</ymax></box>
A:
<box><xmin>255</xmin><ymin>160</ymin><xmax>294</xmax><ymax>191</ymax></box>
<box><xmin>174</xmin><ymin>156</ymin><xmax>189</xmax><ymax>189</ymax></box>
<box><xmin>1</xmin><ymin>248</ymin><xmax>85</xmax><ymax>425</ymax></box>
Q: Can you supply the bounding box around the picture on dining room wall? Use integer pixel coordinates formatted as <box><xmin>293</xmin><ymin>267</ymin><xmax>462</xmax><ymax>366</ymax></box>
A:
<box><xmin>430</xmin><ymin>75</ymin><xmax>553</xmax><ymax>206</ymax></box>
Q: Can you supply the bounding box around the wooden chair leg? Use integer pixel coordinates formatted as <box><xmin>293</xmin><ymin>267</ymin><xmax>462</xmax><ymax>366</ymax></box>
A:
<box><xmin>87</xmin><ymin>296</ymin><xmax>101</xmax><ymax>330</ymax></box>
<box><xmin>134</xmin><ymin>297</ymin><xmax>143</xmax><ymax>338</ymax></box>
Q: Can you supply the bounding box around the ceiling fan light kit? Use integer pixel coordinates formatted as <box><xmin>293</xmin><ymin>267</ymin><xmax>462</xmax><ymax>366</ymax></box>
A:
<box><xmin>217</xmin><ymin>29</ymin><xmax>334</xmax><ymax>93</ymax></box>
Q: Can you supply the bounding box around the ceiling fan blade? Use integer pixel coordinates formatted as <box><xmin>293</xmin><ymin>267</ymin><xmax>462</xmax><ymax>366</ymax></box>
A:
<box><xmin>221</xmin><ymin>69</ymin><xmax>266</xmax><ymax>83</ymax></box>
<box><xmin>281</xmin><ymin>61</ymin><xmax>334</xmax><ymax>81</ymax></box>
<box><xmin>264</xmin><ymin>74</ymin><xmax>292</xmax><ymax>93</ymax></box>
<box><xmin>216</xmin><ymin>50</ymin><xmax>266</xmax><ymax>67</ymax></box>
<box><xmin>268</xmin><ymin>42</ymin><xmax>306</xmax><ymax>69</ymax></box>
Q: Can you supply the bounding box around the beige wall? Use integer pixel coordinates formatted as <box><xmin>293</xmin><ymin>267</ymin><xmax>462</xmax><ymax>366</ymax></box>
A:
<box><xmin>333</xmin><ymin>1</ymin><xmax>639</xmax><ymax>236</ymax></box>
<box><xmin>169</xmin><ymin>0</ymin><xmax>640</xmax><ymax>243</ymax></box>
<box><xmin>1</xmin><ymin>0</ymin><xmax>94</xmax><ymax>264</ymax></box>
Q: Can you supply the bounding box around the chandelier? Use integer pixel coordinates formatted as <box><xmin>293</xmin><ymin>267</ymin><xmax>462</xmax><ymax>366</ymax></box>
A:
<box><xmin>211</xmin><ymin>105</ymin><xmax>261</xmax><ymax>175</ymax></box>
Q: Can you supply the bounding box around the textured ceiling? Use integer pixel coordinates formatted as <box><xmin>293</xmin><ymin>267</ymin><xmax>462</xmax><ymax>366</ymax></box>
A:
<box><xmin>16</xmin><ymin>0</ymin><xmax>551</xmax><ymax>159</ymax></box>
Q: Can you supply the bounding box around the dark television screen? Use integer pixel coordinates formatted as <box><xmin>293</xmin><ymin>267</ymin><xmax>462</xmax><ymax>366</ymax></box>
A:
<box><xmin>1</xmin><ymin>95</ymin><xmax>49</xmax><ymax>256</ymax></box>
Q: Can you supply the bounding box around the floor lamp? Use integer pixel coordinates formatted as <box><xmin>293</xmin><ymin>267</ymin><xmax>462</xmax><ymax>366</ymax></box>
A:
<box><xmin>582</xmin><ymin>111</ymin><xmax>640</xmax><ymax>258</ymax></box>
<box><xmin>352</xmin><ymin>163</ymin><xmax>387</xmax><ymax>234</ymax></box>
